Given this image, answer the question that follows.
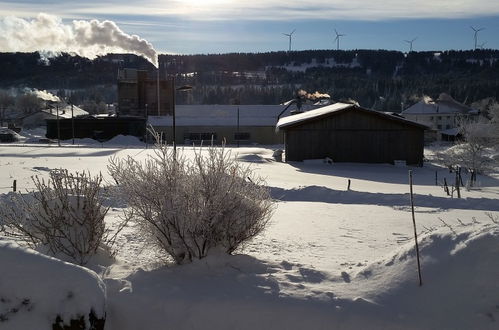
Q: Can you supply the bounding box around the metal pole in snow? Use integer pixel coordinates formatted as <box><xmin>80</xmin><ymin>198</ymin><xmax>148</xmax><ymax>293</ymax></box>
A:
<box><xmin>409</xmin><ymin>170</ymin><xmax>423</xmax><ymax>286</ymax></box>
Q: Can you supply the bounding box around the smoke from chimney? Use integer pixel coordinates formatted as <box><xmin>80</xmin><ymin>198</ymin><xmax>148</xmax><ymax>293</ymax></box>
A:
<box><xmin>24</xmin><ymin>88</ymin><xmax>61</xmax><ymax>102</ymax></box>
<box><xmin>0</xmin><ymin>13</ymin><xmax>158</xmax><ymax>67</ymax></box>
<box><xmin>296</xmin><ymin>89</ymin><xmax>331</xmax><ymax>101</ymax></box>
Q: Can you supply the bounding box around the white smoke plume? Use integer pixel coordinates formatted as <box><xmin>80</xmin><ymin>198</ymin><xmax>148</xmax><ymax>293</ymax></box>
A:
<box><xmin>297</xmin><ymin>89</ymin><xmax>331</xmax><ymax>101</ymax></box>
<box><xmin>0</xmin><ymin>13</ymin><xmax>158</xmax><ymax>67</ymax></box>
<box><xmin>24</xmin><ymin>88</ymin><xmax>61</xmax><ymax>102</ymax></box>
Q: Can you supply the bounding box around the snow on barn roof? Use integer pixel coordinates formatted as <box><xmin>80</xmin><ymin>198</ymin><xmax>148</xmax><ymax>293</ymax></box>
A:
<box><xmin>148</xmin><ymin>104</ymin><xmax>316</xmax><ymax>127</ymax></box>
<box><xmin>276</xmin><ymin>102</ymin><xmax>429</xmax><ymax>130</ymax></box>
<box><xmin>276</xmin><ymin>102</ymin><xmax>352</xmax><ymax>130</ymax></box>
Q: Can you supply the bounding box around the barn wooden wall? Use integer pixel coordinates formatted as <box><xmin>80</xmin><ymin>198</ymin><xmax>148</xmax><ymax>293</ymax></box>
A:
<box><xmin>284</xmin><ymin>109</ymin><xmax>424</xmax><ymax>165</ymax></box>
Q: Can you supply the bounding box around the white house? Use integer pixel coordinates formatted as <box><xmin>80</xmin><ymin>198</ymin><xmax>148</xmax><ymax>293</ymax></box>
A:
<box><xmin>401</xmin><ymin>93</ymin><xmax>478</xmax><ymax>140</ymax></box>
<box><xmin>19</xmin><ymin>105</ymin><xmax>89</xmax><ymax>128</ymax></box>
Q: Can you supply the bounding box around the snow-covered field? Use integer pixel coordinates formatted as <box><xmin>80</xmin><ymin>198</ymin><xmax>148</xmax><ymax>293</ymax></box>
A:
<box><xmin>1</xmin><ymin>134</ymin><xmax>498</xmax><ymax>329</ymax></box>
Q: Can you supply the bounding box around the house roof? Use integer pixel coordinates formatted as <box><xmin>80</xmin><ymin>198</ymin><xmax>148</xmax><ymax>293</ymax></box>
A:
<box><xmin>42</xmin><ymin>105</ymin><xmax>89</xmax><ymax>119</ymax></box>
<box><xmin>276</xmin><ymin>103</ymin><xmax>429</xmax><ymax>130</ymax></box>
<box><xmin>402</xmin><ymin>94</ymin><xmax>476</xmax><ymax>115</ymax></box>
<box><xmin>148</xmin><ymin>104</ymin><xmax>317</xmax><ymax>127</ymax></box>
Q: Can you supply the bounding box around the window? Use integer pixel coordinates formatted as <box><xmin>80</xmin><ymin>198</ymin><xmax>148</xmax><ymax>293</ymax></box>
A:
<box><xmin>437</xmin><ymin>124</ymin><xmax>442</xmax><ymax>129</ymax></box>
<box><xmin>446</xmin><ymin>125</ymin><xmax>451</xmax><ymax>129</ymax></box>
<box><xmin>185</xmin><ymin>132</ymin><xmax>217</xmax><ymax>142</ymax></box>
<box><xmin>437</xmin><ymin>116</ymin><xmax>442</xmax><ymax>120</ymax></box>
<box><xmin>234</xmin><ymin>132</ymin><xmax>250</xmax><ymax>141</ymax></box>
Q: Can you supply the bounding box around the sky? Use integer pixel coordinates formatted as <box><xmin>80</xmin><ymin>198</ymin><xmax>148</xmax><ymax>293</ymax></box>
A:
<box><xmin>0</xmin><ymin>0</ymin><xmax>498</xmax><ymax>55</ymax></box>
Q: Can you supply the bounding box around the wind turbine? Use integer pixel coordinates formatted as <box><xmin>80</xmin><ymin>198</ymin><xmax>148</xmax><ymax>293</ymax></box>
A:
<box><xmin>283</xmin><ymin>29</ymin><xmax>296</xmax><ymax>52</ymax></box>
<box><xmin>334</xmin><ymin>29</ymin><xmax>345</xmax><ymax>50</ymax></box>
<box><xmin>478</xmin><ymin>41</ymin><xmax>487</xmax><ymax>49</ymax></box>
<box><xmin>470</xmin><ymin>26</ymin><xmax>484</xmax><ymax>50</ymax></box>
<box><xmin>404</xmin><ymin>37</ymin><xmax>417</xmax><ymax>52</ymax></box>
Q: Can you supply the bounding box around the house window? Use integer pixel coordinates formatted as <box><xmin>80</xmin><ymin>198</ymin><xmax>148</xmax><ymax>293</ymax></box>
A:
<box><xmin>234</xmin><ymin>132</ymin><xmax>251</xmax><ymax>141</ymax></box>
<box><xmin>429</xmin><ymin>116</ymin><xmax>434</xmax><ymax>120</ymax></box>
<box><xmin>446</xmin><ymin>125</ymin><xmax>451</xmax><ymax>129</ymax></box>
<box><xmin>437</xmin><ymin>124</ymin><xmax>442</xmax><ymax>129</ymax></box>
<box><xmin>437</xmin><ymin>116</ymin><xmax>442</xmax><ymax>120</ymax></box>
<box><xmin>186</xmin><ymin>132</ymin><xmax>217</xmax><ymax>142</ymax></box>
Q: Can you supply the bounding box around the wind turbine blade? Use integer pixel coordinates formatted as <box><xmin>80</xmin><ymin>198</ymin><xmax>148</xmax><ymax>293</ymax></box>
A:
<box><xmin>291</xmin><ymin>29</ymin><xmax>296</xmax><ymax>35</ymax></box>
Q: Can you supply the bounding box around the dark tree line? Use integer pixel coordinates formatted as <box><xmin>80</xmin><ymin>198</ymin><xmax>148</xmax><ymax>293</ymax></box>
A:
<box><xmin>1</xmin><ymin>49</ymin><xmax>498</xmax><ymax>111</ymax></box>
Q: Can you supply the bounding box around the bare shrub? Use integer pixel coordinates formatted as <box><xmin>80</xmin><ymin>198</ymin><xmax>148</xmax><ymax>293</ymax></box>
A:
<box><xmin>108</xmin><ymin>133</ymin><xmax>275</xmax><ymax>265</ymax></box>
<box><xmin>0</xmin><ymin>169</ymin><xmax>111</xmax><ymax>265</ymax></box>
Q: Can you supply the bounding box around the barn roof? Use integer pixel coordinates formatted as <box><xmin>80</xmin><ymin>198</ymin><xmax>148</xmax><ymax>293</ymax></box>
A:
<box><xmin>276</xmin><ymin>103</ymin><xmax>429</xmax><ymax>130</ymax></box>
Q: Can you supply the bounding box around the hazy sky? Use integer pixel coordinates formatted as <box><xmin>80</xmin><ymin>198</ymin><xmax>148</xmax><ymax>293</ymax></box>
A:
<box><xmin>1</xmin><ymin>0</ymin><xmax>498</xmax><ymax>54</ymax></box>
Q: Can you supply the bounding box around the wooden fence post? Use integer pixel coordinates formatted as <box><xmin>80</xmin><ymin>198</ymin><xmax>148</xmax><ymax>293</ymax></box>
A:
<box><xmin>443</xmin><ymin>178</ymin><xmax>449</xmax><ymax>196</ymax></box>
<box><xmin>12</xmin><ymin>180</ymin><xmax>16</xmax><ymax>192</ymax></box>
<box><xmin>409</xmin><ymin>170</ymin><xmax>423</xmax><ymax>286</ymax></box>
<box><xmin>455</xmin><ymin>168</ymin><xmax>461</xmax><ymax>199</ymax></box>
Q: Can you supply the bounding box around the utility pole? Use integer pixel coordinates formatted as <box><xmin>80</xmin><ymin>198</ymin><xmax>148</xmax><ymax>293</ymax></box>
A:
<box><xmin>237</xmin><ymin>106</ymin><xmax>240</xmax><ymax>148</ymax></box>
<box><xmin>71</xmin><ymin>104</ymin><xmax>75</xmax><ymax>145</ymax></box>
<box><xmin>56</xmin><ymin>104</ymin><xmax>61</xmax><ymax>147</ymax></box>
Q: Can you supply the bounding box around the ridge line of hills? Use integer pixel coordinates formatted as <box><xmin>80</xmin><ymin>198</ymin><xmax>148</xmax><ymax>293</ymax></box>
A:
<box><xmin>1</xmin><ymin>49</ymin><xmax>498</xmax><ymax>111</ymax></box>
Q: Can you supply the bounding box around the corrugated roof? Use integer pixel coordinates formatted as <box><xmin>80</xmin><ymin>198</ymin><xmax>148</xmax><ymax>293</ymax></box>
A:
<box><xmin>148</xmin><ymin>104</ymin><xmax>317</xmax><ymax>127</ymax></box>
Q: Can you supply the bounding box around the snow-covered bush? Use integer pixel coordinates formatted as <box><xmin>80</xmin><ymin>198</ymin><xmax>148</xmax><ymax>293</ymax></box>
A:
<box><xmin>108</xmin><ymin>134</ymin><xmax>275</xmax><ymax>264</ymax></box>
<box><xmin>0</xmin><ymin>169</ymin><xmax>110</xmax><ymax>265</ymax></box>
<box><xmin>436</xmin><ymin>119</ymin><xmax>496</xmax><ymax>182</ymax></box>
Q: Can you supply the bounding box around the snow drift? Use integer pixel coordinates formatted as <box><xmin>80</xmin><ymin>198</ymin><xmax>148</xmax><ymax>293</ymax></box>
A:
<box><xmin>0</xmin><ymin>240</ymin><xmax>106</xmax><ymax>329</ymax></box>
<box><xmin>352</xmin><ymin>224</ymin><xmax>499</xmax><ymax>329</ymax></box>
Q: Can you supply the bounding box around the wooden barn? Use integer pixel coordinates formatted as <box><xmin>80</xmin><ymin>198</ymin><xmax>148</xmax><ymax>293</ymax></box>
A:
<box><xmin>276</xmin><ymin>103</ymin><xmax>427</xmax><ymax>165</ymax></box>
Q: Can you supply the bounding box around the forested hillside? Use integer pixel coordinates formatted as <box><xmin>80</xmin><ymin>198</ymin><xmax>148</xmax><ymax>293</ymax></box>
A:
<box><xmin>1</xmin><ymin>49</ymin><xmax>498</xmax><ymax>111</ymax></box>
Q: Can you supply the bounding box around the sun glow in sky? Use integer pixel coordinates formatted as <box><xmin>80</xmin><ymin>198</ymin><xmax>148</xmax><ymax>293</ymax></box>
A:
<box><xmin>0</xmin><ymin>0</ymin><xmax>498</xmax><ymax>54</ymax></box>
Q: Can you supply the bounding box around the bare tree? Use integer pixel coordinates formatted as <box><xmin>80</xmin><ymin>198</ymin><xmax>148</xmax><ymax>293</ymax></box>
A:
<box><xmin>0</xmin><ymin>90</ymin><xmax>15</xmax><ymax>126</ymax></box>
<box><xmin>0</xmin><ymin>169</ymin><xmax>113</xmax><ymax>265</ymax></box>
<box><xmin>438</xmin><ymin>118</ymin><xmax>495</xmax><ymax>186</ymax></box>
<box><xmin>15</xmin><ymin>93</ymin><xmax>43</xmax><ymax>115</ymax></box>
<box><xmin>108</xmin><ymin>132</ymin><xmax>275</xmax><ymax>264</ymax></box>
